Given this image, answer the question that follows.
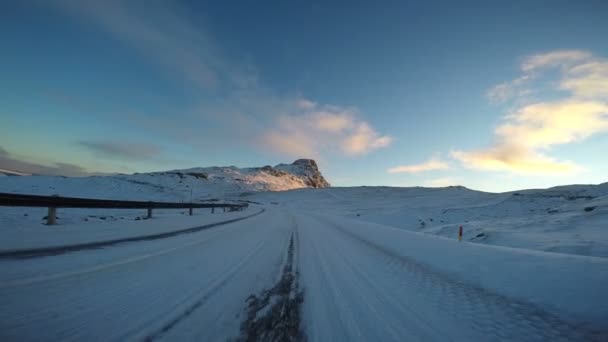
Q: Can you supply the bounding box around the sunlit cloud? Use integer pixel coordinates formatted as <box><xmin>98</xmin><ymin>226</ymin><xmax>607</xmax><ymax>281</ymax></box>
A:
<box><xmin>522</xmin><ymin>50</ymin><xmax>592</xmax><ymax>72</ymax></box>
<box><xmin>342</xmin><ymin>122</ymin><xmax>392</xmax><ymax>155</ymax></box>
<box><xmin>312</xmin><ymin>111</ymin><xmax>354</xmax><ymax>132</ymax></box>
<box><xmin>456</xmin><ymin>50</ymin><xmax>608</xmax><ymax>175</ymax></box>
<box><xmin>262</xmin><ymin>101</ymin><xmax>392</xmax><ymax>158</ymax></box>
<box><xmin>561</xmin><ymin>61</ymin><xmax>608</xmax><ymax>98</ymax></box>
<box><xmin>388</xmin><ymin>158</ymin><xmax>449</xmax><ymax>174</ymax></box>
<box><xmin>486</xmin><ymin>50</ymin><xmax>602</xmax><ymax>103</ymax></box>
<box><xmin>451</xmin><ymin>145</ymin><xmax>582</xmax><ymax>174</ymax></box>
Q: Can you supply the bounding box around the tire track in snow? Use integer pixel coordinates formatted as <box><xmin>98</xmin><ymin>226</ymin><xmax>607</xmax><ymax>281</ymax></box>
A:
<box><xmin>141</xmin><ymin>237</ymin><xmax>269</xmax><ymax>341</ymax></box>
<box><xmin>322</xmin><ymin>229</ymin><xmax>445</xmax><ymax>341</ymax></box>
<box><xmin>0</xmin><ymin>209</ymin><xmax>265</xmax><ymax>259</ymax></box>
<box><xmin>315</xmin><ymin>215</ymin><xmax>606</xmax><ymax>341</ymax></box>
<box><xmin>0</xmin><ymin>210</ymin><xmax>267</xmax><ymax>288</ymax></box>
<box><xmin>1</xmin><ymin>230</ymin><xmax>222</xmax><ymax>288</ymax></box>
<box><xmin>237</xmin><ymin>217</ymin><xmax>305</xmax><ymax>342</ymax></box>
<box><xmin>298</xmin><ymin>217</ymin><xmax>367</xmax><ymax>341</ymax></box>
<box><xmin>0</xmin><ymin>209</ymin><xmax>291</xmax><ymax>342</ymax></box>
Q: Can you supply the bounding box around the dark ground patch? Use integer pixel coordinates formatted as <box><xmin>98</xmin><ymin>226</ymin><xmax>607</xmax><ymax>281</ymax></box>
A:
<box><xmin>238</xmin><ymin>233</ymin><xmax>305</xmax><ymax>342</ymax></box>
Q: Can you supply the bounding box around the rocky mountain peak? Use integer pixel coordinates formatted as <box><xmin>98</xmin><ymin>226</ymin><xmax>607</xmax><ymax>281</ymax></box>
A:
<box><xmin>275</xmin><ymin>159</ymin><xmax>330</xmax><ymax>188</ymax></box>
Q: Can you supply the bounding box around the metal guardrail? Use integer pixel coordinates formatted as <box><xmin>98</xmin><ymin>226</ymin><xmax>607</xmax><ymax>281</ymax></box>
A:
<box><xmin>0</xmin><ymin>192</ymin><xmax>248</xmax><ymax>225</ymax></box>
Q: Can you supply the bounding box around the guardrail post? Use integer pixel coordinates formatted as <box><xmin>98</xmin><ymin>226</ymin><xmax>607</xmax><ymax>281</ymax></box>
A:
<box><xmin>189</xmin><ymin>207</ymin><xmax>193</xmax><ymax>216</ymax></box>
<box><xmin>47</xmin><ymin>207</ymin><xmax>57</xmax><ymax>225</ymax></box>
<box><xmin>147</xmin><ymin>207</ymin><xmax>153</xmax><ymax>219</ymax></box>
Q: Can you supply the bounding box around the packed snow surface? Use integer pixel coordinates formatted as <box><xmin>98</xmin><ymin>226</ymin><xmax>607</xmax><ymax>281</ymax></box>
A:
<box><xmin>0</xmin><ymin>207</ymin><xmax>606</xmax><ymax>341</ymax></box>
<box><xmin>2</xmin><ymin>168</ymin><xmax>605</xmax><ymax>257</ymax></box>
<box><xmin>1</xmin><ymin>168</ymin><xmax>607</xmax><ymax>340</ymax></box>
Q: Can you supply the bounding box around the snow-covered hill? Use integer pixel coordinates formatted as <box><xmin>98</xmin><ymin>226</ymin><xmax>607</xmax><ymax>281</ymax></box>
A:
<box><xmin>0</xmin><ymin>158</ymin><xmax>329</xmax><ymax>228</ymax></box>
<box><xmin>248</xmin><ymin>183</ymin><xmax>608</xmax><ymax>257</ymax></box>
<box><xmin>0</xmin><ymin>159</ymin><xmax>329</xmax><ymax>202</ymax></box>
<box><xmin>1</xmin><ymin>160</ymin><xmax>607</xmax><ymax>258</ymax></box>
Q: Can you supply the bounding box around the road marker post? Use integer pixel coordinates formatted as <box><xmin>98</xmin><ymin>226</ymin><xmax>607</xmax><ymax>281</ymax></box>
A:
<box><xmin>458</xmin><ymin>225</ymin><xmax>463</xmax><ymax>242</ymax></box>
<box><xmin>46</xmin><ymin>207</ymin><xmax>57</xmax><ymax>225</ymax></box>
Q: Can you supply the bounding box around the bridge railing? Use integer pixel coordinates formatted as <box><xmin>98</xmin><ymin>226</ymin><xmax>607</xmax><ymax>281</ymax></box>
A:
<box><xmin>0</xmin><ymin>192</ymin><xmax>248</xmax><ymax>225</ymax></box>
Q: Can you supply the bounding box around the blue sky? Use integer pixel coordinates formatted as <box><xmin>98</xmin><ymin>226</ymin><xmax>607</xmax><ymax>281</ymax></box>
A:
<box><xmin>1</xmin><ymin>0</ymin><xmax>607</xmax><ymax>192</ymax></box>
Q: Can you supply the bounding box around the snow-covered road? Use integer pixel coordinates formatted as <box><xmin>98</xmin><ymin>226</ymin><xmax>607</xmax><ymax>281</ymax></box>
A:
<box><xmin>0</xmin><ymin>209</ymin><xmax>293</xmax><ymax>341</ymax></box>
<box><xmin>297</xmin><ymin>213</ymin><xmax>603</xmax><ymax>341</ymax></box>
<box><xmin>1</xmin><ymin>207</ymin><xmax>606</xmax><ymax>341</ymax></box>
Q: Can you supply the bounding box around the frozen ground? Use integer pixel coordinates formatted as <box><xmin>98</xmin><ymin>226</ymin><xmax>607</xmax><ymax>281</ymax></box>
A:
<box><xmin>296</xmin><ymin>211</ymin><xmax>608</xmax><ymax>341</ymax></box>
<box><xmin>0</xmin><ymin>208</ymin><xmax>292</xmax><ymax>341</ymax></box>
<box><xmin>0</xmin><ymin>209</ymin><xmax>257</xmax><ymax>252</ymax></box>
<box><xmin>1</xmin><ymin>172</ymin><xmax>607</xmax><ymax>340</ymax></box>
<box><xmin>250</xmin><ymin>184</ymin><xmax>608</xmax><ymax>258</ymax></box>
<box><xmin>2</xmin><ymin>167</ymin><xmax>606</xmax><ymax>258</ymax></box>
<box><xmin>1</xmin><ymin>207</ymin><xmax>607</xmax><ymax>341</ymax></box>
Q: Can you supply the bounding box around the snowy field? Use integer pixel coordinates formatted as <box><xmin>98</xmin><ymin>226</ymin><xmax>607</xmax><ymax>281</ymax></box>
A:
<box><xmin>2</xmin><ymin>172</ymin><xmax>606</xmax><ymax>258</ymax></box>
<box><xmin>1</xmin><ymin>173</ymin><xmax>607</xmax><ymax>340</ymax></box>
<box><xmin>0</xmin><ymin>209</ymin><xmax>259</xmax><ymax>253</ymax></box>
<box><xmin>1</xmin><ymin>207</ymin><xmax>606</xmax><ymax>341</ymax></box>
<box><xmin>251</xmin><ymin>184</ymin><xmax>608</xmax><ymax>258</ymax></box>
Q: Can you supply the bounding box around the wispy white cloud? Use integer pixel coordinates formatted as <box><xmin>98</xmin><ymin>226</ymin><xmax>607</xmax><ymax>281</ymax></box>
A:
<box><xmin>388</xmin><ymin>157</ymin><xmax>449</xmax><ymax>174</ymax></box>
<box><xmin>486</xmin><ymin>50</ymin><xmax>600</xmax><ymax>104</ymax></box>
<box><xmin>561</xmin><ymin>60</ymin><xmax>608</xmax><ymax>98</ymax></box>
<box><xmin>56</xmin><ymin>0</ymin><xmax>230</xmax><ymax>91</ymax></box>
<box><xmin>53</xmin><ymin>1</ymin><xmax>389</xmax><ymax>163</ymax></box>
<box><xmin>262</xmin><ymin>101</ymin><xmax>392</xmax><ymax>158</ymax></box>
<box><xmin>79</xmin><ymin>141</ymin><xmax>161</xmax><ymax>160</ymax></box>
<box><xmin>342</xmin><ymin>122</ymin><xmax>393</xmax><ymax>155</ymax></box>
<box><xmin>522</xmin><ymin>50</ymin><xmax>592</xmax><ymax>72</ymax></box>
<box><xmin>455</xmin><ymin>50</ymin><xmax>608</xmax><ymax>175</ymax></box>
<box><xmin>0</xmin><ymin>146</ymin><xmax>98</xmax><ymax>176</ymax></box>
<box><xmin>487</xmin><ymin>75</ymin><xmax>532</xmax><ymax>103</ymax></box>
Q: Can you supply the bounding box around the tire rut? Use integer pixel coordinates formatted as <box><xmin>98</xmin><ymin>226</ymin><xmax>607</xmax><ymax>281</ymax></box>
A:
<box><xmin>237</xmin><ymin>227</ymin><xmax>305</xmax><ymax>342</ymax></box>
<box><xmin>321</xmin><ymin>217</ymin><xmax>607</xmax><ymax>341</ymax></box>
<box><xmin>141</xmin><ymin>237</ymin><xmax>269</xmax><ymax>342</ymax></box>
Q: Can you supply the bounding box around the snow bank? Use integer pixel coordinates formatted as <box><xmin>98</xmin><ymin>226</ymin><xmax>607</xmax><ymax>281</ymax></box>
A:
<box><xmin>0</xmin><ymin>208</ymin><xmax>257</xmax><ymax>252</ymax></box>
<box><xmin>313</xmin><ymin>211</ymin><xmax>608</xmax><ymax>325</ymax></box>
